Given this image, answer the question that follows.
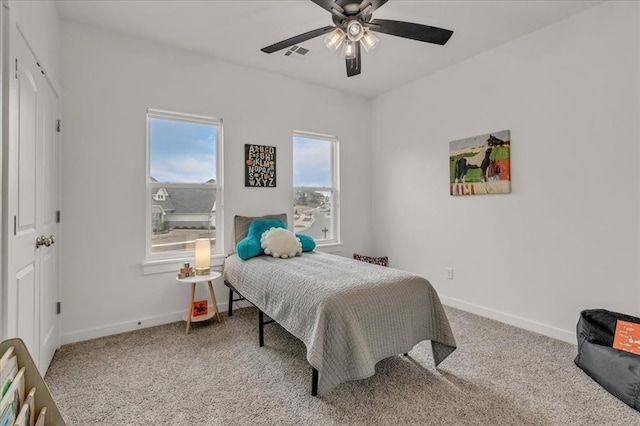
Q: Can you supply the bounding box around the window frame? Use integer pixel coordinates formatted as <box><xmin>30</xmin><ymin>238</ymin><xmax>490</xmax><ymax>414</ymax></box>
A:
<box><xmin>144</xmin><ymin>109</ymin><xmax>224</xmax><ymax>272</ymax></box>
<box><xmin>293</xmin><ymin>130</ymin><xmax>341</xmax><ymax>247</ymax></box>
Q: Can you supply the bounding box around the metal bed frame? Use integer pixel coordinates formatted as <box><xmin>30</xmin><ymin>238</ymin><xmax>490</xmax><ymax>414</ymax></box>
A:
<box><xmin>225</xmin><ymin>280</ymin><xmax>319</xmax><ymax>396</ymax></box>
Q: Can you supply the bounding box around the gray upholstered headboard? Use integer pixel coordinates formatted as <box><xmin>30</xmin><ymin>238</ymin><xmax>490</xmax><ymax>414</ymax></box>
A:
<box><xmin>233</xmin><ymin>213</ymin><xmax>288</xmax><ymax>246</ymax></box>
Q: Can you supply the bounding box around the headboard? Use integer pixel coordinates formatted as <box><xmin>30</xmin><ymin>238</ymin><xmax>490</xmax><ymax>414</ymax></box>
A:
<box><xmin>233</xmin><ymin>213</ymin><xmax>288</xmax><ymax>246</ymax></box>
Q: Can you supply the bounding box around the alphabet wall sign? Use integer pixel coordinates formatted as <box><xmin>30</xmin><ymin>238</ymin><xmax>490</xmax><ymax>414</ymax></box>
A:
<box><xmin>245</xmin><ymin>144</ymin><xmax>276</xmax><ymax>188</ymax></box>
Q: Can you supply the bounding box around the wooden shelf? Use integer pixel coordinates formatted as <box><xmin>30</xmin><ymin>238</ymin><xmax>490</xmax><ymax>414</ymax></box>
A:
<box><xmin>181</xmin><ymin>311</ymin><xmax>216</xmax><ymax>323</ymax></box>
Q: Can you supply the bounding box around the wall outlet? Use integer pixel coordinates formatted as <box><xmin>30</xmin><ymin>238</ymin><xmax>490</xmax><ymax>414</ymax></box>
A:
<box><xmin>446</xmin><ymin>267</ymin><xmax>453</xmax><ymax>280</ymax></box>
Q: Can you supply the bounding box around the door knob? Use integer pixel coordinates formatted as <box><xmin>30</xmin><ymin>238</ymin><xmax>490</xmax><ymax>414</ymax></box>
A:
<box><xmin>35</xmin><ymin>235</ymin><xmax>56</xmax><ymax>248</ymax></box>
<box><xmin>43</xmin><ymin>235</ymin><xmax>55</xmax><ymax>247</ymax></box>
<box><xmin>36</xmin><ymin>235</ymin><xmax>46</xmax><ymax>248</ymax></box>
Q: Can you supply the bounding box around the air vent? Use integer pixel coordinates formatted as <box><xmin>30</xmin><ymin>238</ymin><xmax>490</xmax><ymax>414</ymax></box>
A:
<box><xmin>284</xmin><ymin>45</ymin><xmax>311</xmax><ymax>60</ymax></box>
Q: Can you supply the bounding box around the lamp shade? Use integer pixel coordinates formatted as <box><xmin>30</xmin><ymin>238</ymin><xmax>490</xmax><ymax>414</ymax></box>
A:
<box><xmin>195</xmin><ymin>238</ymin><xmax>211</xmax><ymax>275</ymax></box>
<box><xmin>360</xmin><ymin>30</ymin><xmax>379</xmax><ymax>52</ymax></box>
<box><xmin>341</xmin><ymin>40</ymin><xmax>357</xmax><ymax>59</ymax></box>
<box><xmin>324</xmin><ymin>28</ymin><xmax>345</xmax><ymax>50</ymax></box>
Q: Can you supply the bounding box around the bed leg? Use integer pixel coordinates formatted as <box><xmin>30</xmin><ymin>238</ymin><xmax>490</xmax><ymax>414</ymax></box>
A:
<box><xmin>311</xmin><ymin>367</ymin><xmax>318</xmax><ymax>397</ymax></box>
<box><xmin>259</xmin><ymin>310</ymin><xmax>265</xmax><ymax>347</ymax></box>
<box><xmin>228</xmin><ymin>287</ymin><xmax>234</xmax><ymax>316</ymax></box>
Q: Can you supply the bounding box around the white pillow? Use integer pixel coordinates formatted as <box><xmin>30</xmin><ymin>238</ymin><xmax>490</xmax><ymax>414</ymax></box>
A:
<box><xmin>261</xmin><ymin>228</ymin><xmax>302</xmax><ymax>259</ymax></box>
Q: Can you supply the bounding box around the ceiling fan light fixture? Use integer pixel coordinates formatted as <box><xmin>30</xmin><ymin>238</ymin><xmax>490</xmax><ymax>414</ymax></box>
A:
<box><xmin>360</xmin><ymin>29</ymin><xmax>379</xmax><ymax>52</ymax></box>
<box><xmin>341</xmin><ymin>40</ymin><xmax>357</xmax><ymax>59</ymax></box>
<box><xmin>346</xmin><ymin>20</ymin><xmax>364</xmax><ymax>42</ymax></box>
<box><xmin>260</xmin><ymin>0</ymin><xmax>454</xmax><ymax>78</ymax></box>
<box><xmin>324</xmin><ymin>28</ymin><xmax>345</xmax><ymax>50</ymax></box>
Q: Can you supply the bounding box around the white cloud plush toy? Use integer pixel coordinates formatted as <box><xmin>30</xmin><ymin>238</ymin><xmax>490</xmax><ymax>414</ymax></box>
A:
<box><xmin>261</xmin><ymin>227</ymin><xmax>303</xmax><ymax>259</ymax></box>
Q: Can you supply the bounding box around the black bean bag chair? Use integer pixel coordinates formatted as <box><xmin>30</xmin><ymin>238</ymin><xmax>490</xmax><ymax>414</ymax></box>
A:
<box><xmin>575</xmin><ymin>309</ymin><xmax>640</xmax><ymax>411</ymax></box>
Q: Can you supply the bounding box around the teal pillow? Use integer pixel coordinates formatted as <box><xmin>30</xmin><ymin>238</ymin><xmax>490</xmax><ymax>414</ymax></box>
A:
<box><xmin>296</xmin><ymin>234</ymin><xmax>316</xmax><ymax>252</ymax></box>
<box><xmin>236</xmin><ymin>219</ymin><xmax>287</xmax><ymax>260</ymax></box>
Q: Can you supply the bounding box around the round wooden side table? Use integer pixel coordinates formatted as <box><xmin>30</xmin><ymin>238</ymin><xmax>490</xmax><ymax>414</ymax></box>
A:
<box><xmin>176</xmin><ymin>271</ymin><xmax>222</xmax><ymax>334</ymax></box>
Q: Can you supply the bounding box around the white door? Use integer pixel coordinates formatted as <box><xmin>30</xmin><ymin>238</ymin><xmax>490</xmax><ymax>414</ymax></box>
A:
<box><xmin>6</xmin><ymin>26</ymin><xmax>60</xmax><ymax>374</ymax></box>
<box><xmin>38</xmin><ymin>69</ymin><xmax>60</xmax><ymax>373</ymax></box>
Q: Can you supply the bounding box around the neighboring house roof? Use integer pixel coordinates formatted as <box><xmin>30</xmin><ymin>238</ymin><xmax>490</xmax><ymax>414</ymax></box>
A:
<box><xmin>152</xmin><ymin>187</ymin><xmax>216</xmax><ymax>214</ymax></box>
<box><xmin>153</xmin><ymin>196</ymin><xmax>175</xmax><ymax>213</ymax></box>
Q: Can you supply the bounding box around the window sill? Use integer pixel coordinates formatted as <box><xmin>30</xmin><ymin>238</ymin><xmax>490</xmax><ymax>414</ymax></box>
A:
<box><xmin>315</xmin><ymin>242</ymin><xmax>343</xmax><ymax>254</ymax></box>
<box><xmin>143</xmin><ymin>243</ymin><xmax>342</xmax><ymax>274</ymax></box>
<box><xmin>142</xmin><ymin>254</ymin><xmax>226</xmax><ymax>275</ymax></box>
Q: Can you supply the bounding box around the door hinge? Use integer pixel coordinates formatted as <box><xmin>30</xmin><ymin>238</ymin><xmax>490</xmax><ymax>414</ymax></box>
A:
<box><xmin>14</xmin><ymin>58</ymin><xmax>17</xmax><ymax>79</ymax></box>
<box><xmin>13</xmin><ymin>216</ymin><xmax>16</xmax><ymax>235</ymax></box>
<box><xmin>56</xmin><ymin>210</ymin><xmax>61</xmax><ymax>223</ymax></box>
<box><xmin>56</xmin><ymin>119</ymin><xmax>61</xmax><ymax>133</ymax></box>
<box><xmin>56</xmin><ymin>302</ymin><xmax>61</xmax><ymax>315</ymax></box>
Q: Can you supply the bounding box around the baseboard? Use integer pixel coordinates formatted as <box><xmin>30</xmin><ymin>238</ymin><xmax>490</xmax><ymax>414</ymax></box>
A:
<box><xmin>61</xmin><ymin>300</ymin><xmax>253</xmax><ymax>345</ymax></box>
<box><xmin>62</xmin><ymin>296</ymin><xmax>575</xmax><ymax>346</ymax></box>
<box><xmin>440</xmin><ymin>295</ymin><xmax>576</xmax><ymax>344</ymax></box>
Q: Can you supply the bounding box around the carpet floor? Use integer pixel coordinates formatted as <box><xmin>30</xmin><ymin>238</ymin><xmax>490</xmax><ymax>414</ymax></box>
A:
<box><xmin>44</xmin><ymin>306</ymin><xmax>640</xmax><ymax>425</ymax></box>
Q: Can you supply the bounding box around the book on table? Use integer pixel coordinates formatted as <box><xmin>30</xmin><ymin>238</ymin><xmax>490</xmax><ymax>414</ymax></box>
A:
<box><xmin>613</xmin><ymin>319</ymin><xmax>640</xmax><ymax>355</ymax></box>
<box><xmin>192</xmin><ymin>300</ymin><xmax>208</xmax><ymax>317</ymax></box>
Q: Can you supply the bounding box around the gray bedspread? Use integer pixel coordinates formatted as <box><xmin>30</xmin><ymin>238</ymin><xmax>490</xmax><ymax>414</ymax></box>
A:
<box><xmin>223</xmin><ymin>251</ymin><xmax>456</xmax><ymax>394</ymax></box>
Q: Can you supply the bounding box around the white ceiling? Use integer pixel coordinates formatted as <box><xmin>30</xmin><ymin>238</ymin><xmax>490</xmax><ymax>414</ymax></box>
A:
<box><xmin>55</xmin><ymin>0</ymin><xmax>603</xmax><ymax>98</ymax></box>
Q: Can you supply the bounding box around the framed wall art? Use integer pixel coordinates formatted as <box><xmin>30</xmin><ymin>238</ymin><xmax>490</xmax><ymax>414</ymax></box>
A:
<box><xmin>245</xmin><ymin>144</ymin><xmax>276</xmax><ymax>187</ymax></box>
<box><xmin>449</xmin><ymin>130</ymin><xmax>511</xmax><ymax>196</ymax></box>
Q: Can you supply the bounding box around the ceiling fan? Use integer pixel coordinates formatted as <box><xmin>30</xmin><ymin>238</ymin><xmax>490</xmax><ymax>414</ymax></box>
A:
<box><xmin>260</xmin><ymin>0</ymin><xmax>454</xmax><ymax>77</ymax></box>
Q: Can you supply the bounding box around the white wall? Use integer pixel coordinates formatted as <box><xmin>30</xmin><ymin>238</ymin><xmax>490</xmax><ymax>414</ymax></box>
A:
<box><xmin>371</xmin><ymin>1</ymin><xmax>640</xmax><ymax>343</ymax></box>
<box><xmin>7</xmin><ymin>0</ymin><xmax>60</xmax><ymax>80</ymax></box>
<box><xmin>60</xmin><ymin>22</ymin><xmax>372</xmax><ymax>343</ymax></box>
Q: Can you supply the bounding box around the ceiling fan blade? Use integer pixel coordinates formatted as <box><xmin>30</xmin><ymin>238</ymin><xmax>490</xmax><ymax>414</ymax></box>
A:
<box><xmin>369</xmin><ymin>19</ymin><xmax>453</xmax><ymax>45</ymax></box>
<box><xmin>261</xmin><ymin>26</ymin><xmax>336</xmax><ymax>54</ymax></box>
<box><xmin>309</xmin><ymin>0</ymin><xmax>344</xmax><ymax>14</ymax></box>
<box><xmin>366</xmin><ymin>0</ymin><xmax>389</xmax><ymax>13</ymax></box>
<box><xmin>345</xmin><ymin>42</ymin><xmax>361</xmax><ymax>77</ymax></box>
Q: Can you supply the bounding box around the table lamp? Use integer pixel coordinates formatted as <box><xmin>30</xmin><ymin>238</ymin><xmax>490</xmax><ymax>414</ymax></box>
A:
<box><xmin>195</xmin><ymin>238</ymin><xmax>211</xmax><ymax>275</ymax></box>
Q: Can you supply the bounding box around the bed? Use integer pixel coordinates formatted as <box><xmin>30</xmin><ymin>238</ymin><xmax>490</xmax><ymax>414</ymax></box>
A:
<box><xmin>223</xmin><ymin>215</ymin><xmax>457</xmax><ymax>395</ymax></box>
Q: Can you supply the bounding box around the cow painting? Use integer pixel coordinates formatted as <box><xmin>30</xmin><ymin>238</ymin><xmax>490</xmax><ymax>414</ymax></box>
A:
<box><xmin>450</xmin><ymin>130</ymin><xmax>511</xmax><ymax>196</ymax></box>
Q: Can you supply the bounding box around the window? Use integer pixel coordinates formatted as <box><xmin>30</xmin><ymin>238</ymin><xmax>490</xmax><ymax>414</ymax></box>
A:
<box><xmin>293</xmin><ymin>131</ymin><xmax>340</xmax><ymax>245</ymax></box>
<box><xmin>146</xmin><ymin>109</ymin><xmax>223</xmax><ymax>262</ymax></box>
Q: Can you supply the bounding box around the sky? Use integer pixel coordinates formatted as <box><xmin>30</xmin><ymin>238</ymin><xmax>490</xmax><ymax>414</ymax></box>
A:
<box><xmin>293</xmin><ymin>136</ymin><xmax>332</xmax><ymax>187</ymax></box>
<box><xmin>150</xmin><ymin>118</ymin><xmax>332</xmax><ymax>187</ymax></box>
<box><xmin>149</xmin><ymin>117</ymin><xmax>216</xmax><ymax>183</ymax></box>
